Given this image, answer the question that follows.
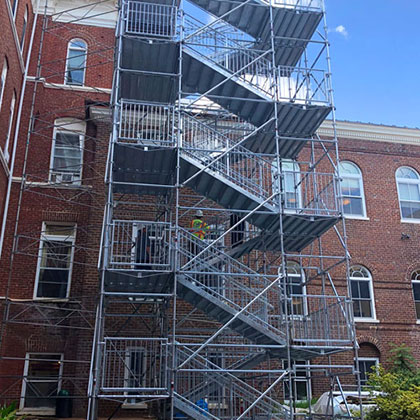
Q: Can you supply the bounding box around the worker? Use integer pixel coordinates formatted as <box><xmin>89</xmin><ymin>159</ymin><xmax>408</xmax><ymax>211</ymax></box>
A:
<box><xmin>190</xmin><ymin>210</ymin><xmax>210</xmax><ymax>240</ymax></box>
<box><xmin>189</xmin><ymin>210</ymin><xmax>210</xmax><ymax>257</ymax></box>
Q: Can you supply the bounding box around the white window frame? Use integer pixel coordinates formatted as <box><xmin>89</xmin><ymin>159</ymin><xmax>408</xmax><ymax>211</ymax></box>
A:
<box><xmin>411</xmin><ymin>269</ymin><xmax>420</xmax><ymax>322</ymax></box>
<box><xmin>20</xmin><ymin>6</ymin><xmax>28</xmax><ymax>52</ymax></box>
<box><xmin>358</xmin><ymin>357</ymin><xmax>379</xmax><ymax>385</ymax></box>
<box><xmin>64</xmin><ymin>39</ymin><xmax>87</xmax><ymax>86</ymax></box>
<box><xmin>33</xmin><ymin>223</ymin><xmax>76</xmax><ymax>300</ymax></box>
<box><xmin>10</xmin><ymin>0</ymin><xmax>19</xmax><ymax>19</ymax></box>
<box><xmin>279</xmin><ymin>261</ymin><xmax>307</xmax><ymax>318</ymax></box>
<box><xmin>0</xmin><ymin>59</ymin><xmax>8</xmax><ymax>113</ymax></box>
<box><xmin>339</xmin><ymin>161</ymin><xmax>367</xmax><ymax>219</ymax></box>
<box><xmin>272</xmin><ymin>159</ymin><xmax>302</xmax><ymax>212</ymax></box>
<box><xmin>282</xmin><ymin>360</ymin><xmax>312</xmax><ymax>402</ymax></box>
<box><xmin>4</xmin><ymin>91</ymin><xmax>16</xmax><ymax>163</ymax></box>
<box><xmin>123</xmin><ymin>347</ymin><xmax>147</xmax><ymax>408</ymax></box>
<box><xmin>349</xmin><ymin>265</ymin><xmax>377</xmax><ymax>322</ymax></box>
<box><xmin>396</xmin><ymin>166</ymin><xmax>420</xmax><ymax>222</ymax></box>
<box><xmin>49</xmin><ymin>118</ymin><xmax>86</xmax><ymax>185</ymax></box>
<box><xmin>20</xmin><ymin>353</ymin><xmax>64</xmax><ymax>412</ymax></box>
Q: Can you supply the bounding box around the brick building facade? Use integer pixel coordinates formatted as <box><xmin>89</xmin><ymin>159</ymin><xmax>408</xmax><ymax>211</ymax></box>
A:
<box><xmin>0</xmin><ymin>0</ymin><xmax>419</xmax><ymax>418</ymax></box>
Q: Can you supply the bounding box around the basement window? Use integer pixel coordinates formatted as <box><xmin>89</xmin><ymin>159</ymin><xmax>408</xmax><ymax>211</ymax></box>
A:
<box><xmin>20</xmin><ymin>354</ymin><xmax>63</xmax><ymax>412</ymax></box>
<box><xmin>358</xmin><ymin>358</ymin><xmax>379</xmax><ymax>386</ymax></box>
<box><xmin>34</xmin><ymin>224</ymin><xmax>76</xmax><ymax>299</ymax></box>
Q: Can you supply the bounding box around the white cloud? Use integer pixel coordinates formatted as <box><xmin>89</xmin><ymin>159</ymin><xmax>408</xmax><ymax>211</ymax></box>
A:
<box><xmin>331</xmin><ymin>25</ymin><xmax>349</xmax><ymax>38</ymax></box>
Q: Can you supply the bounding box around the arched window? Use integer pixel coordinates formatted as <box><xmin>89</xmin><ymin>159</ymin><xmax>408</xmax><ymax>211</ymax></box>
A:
<box><xmin>272</xmin><ymin>160</ymin><xmax>301</xmax><ymax>210</ymax></box>
<box><xmin>411</xmin><ymin>269</ymin><xmax>420</xmax><ymax>320</ymax></box>
<box><xmin>49</xmin><ymin>118</ymin><xmax>86</xmax><ymax>184</ymax></box>
<box><xmin>0</xmin><ymin>58</ymin><xmax>8</xmax><ymax>112</ymax></box>
<box><xmin>20</xmin><ymin>6</ymin><xmax>28</xmax><ymax>51</ymax></box>
<box><xmin>349</xmin><ymin>265</ymin><xmax>376</xmax><ymax>321</ymax></box>
<box><xmin>339</xmin><ymin>161</ymin><xmax>366</xmax><ymax>217</ymax></box>
<box><xmin>65</xmin><ymin>39</ymin><xmax>87</xmax><ymax>86</ymax></box>
<box><xmin>396</xmin><ymin>167</ymin><xmax>420</xmax><ymax>220</ymax></box>
<box><xmin>10</xmin><ymin>0</ymin><xmax>19</xmax><ymax>19</ymax></box>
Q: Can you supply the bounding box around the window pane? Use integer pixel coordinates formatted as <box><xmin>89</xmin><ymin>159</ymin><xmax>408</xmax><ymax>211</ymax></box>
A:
<box><xmin>401</xmin><ymin>201</ymin><xmax>420</xmax><ymax>219</ymax></box>
<box><xmin>44</xmin><ymin>225</ymin><xmax>75</xmax><ymax>236</ymax></box>
<box><xmin>413</xmin><ymin>283</ymin><xmax>420</xmax><ymax>301</ymax></box>
<box><xmin>398</xmin><ymin>183</ymin><xmax>410</xmax><ymax>200</ymax></box>
<box><xmin>397</xmin><ymin>167</ymin><xmax>418</xmax><ymax>179</ymax></box>
<box><xmin>351</xmin><ymin>280</ymin><xmax>360</xmax><ymax>298</ymax></box>
<box><xmin>343</xmin><ymin>197</ymin><xmax>363</xmax><ymax>215</ymax></box>
<box><xmin>416</xmin><ymin>302</ymin><xmax>420</xmax><ymax>320</ymax></box>
<box><xmin>353</xmin><ymin>301</ymin><xmax>361</xmax><ymax>318</ymax></box>
<box><xmin>340</xmin><ymin>162</ymin><xmax>360</xmax><ymax>175</ymax></box>
<box><xmin>360</xmin><ymin>300</ymin><xmax>372</xmax><ymax>318</ymax></box>
<box><xmin>359</xmin><ymin>281</ymin><xmax>371</xmax><ymax>299</ymax></box>
<box><xmin>53</xmin><ymin>132</ymin><xmax>82</xmax><ymax>175</ymax></box>
<box><xmin>342</xmin><ymin>178</ymin><xmax>361</xmax><ymax>197</ymax></box>
<box><xmin>37</xmin><ymin>269</ymin><xmax>69</xmax><ymax>298</ymax></box>
<box><xmin>55</xmin><ymin>132</ymin><xmax>80</xmax><ymax>146</ymax></box>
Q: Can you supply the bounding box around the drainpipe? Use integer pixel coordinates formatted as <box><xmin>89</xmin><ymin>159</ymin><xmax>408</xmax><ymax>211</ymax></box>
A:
<box><xmin>0</xmin><ymin>0</ymin><xmax>41</xmax><ymax>258</ymax></box>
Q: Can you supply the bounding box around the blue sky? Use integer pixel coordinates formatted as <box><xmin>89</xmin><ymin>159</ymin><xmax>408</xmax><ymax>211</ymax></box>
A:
<box><xmin>326</xmin><ymin>0</ymin><xmax>420</xmax><ymax>128</ymax></box>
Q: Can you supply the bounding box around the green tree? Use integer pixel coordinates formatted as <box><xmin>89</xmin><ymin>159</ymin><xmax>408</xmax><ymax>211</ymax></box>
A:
<box><xmin>366</xmin><ymin>344</ymin><xmax>420</xmax><ymax>420</ymax></box>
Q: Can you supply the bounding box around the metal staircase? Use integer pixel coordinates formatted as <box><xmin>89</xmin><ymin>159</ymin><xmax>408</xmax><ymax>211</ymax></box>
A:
<box><xmin>88</xmin><ymin>1</ymin><xmax>360</xmax><ymax>419</ymax></box>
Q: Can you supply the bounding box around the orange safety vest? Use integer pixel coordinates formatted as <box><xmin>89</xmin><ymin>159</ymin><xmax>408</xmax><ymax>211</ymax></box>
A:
<box><xmin>190</xmin><ymin>218</ymin><xmax>209</xmax><ymax>240</ymax></box>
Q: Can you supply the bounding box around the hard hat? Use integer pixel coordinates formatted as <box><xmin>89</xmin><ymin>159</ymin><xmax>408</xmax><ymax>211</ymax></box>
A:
<box><xmin>195</xmin><ymin>210</ymin><xmax>203</xmax><ymax>217</ymax></box>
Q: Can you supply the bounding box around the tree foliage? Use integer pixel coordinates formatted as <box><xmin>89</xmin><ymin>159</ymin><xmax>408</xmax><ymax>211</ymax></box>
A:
<box><xmin>365</xmin><ymin>344</ymin><xmax>420</xmax><ymax>420</ymax></box>
<box><xmin>0</xmin><ymin>402</ymin><xmax>18</xmax><ymax>420</ymax></box>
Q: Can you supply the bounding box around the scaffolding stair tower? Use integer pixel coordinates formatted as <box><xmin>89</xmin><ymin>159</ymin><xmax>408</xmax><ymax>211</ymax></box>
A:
<box><xmin>88</xmin><ymin>1</ymin><xmax>360</xmax><ymax>419</ymax></box>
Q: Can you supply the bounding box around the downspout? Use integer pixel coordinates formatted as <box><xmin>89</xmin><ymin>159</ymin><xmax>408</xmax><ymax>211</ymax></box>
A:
<box><xmin>0</xmin><ymin>0</ymin><xmax>41</xmax><ymax>258</ymax></box>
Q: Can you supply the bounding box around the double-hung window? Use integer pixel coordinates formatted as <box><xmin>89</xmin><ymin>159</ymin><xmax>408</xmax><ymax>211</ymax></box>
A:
<box><xmin>65</xmin><ymin>39</ymin><xmax>87</xmax><ymax>86</ymax></box>
<box><xmin>34</xmin><ymin>224</ymin><xmax>76</xmax><ymax>299</ymax></box>
<box><xmin>0</xmin><ymin>59</ymin><xmax>8</xmax><ymax>113</ymax></box>
<box><xmin>396</xmin><ymin>167</ymin><xmax>420</xmax><ymax>221</ymax></box>
<box><xmin>272</xmin><ymin>160</ymin><xmax>301</xmax><ymax>210</ymax></box>
<box><xmin>4</xmin><ymin>92</ymin><xmax>16</xmax><ymax>162</ymax></box>
<box><xmin>411</xmin><ymin>269</ymin><xmax>420</xmax><ymax>320</ymax></box>
<box><xmin>20</xmin><ymin>6</ymin><xmax>28</xmax><ymax>51</ymax></box>
<box><xmin>50</xmin><ymin>119</ymin><xmax>85</xmax><ymax>185</ymax></box>
<box><xmin>349</xmin><ymin>265</ymin><xmax>376</xmax><ymax>321</ymax></box>
<box><xmin>21</xmin><ymin>354</ymin><xmax>63</xmax><ymax>411</ymax></box>
<box><xmin>339</xmin><ymin>161</ymin><xmax>366</xmax><ymax>217</ymax></box>
<box><xmin>280</xmin><ymin>261</ymin><xmax>306</xmax><ymax>317</ymax></box>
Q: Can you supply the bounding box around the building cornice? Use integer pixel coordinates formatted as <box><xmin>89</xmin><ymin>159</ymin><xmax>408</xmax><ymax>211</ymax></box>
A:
<box><xmin>32</xmin><ymin>0</ymin><xmax>117</xmax><ymax>28</ymax></box>
<box><xmin>319</xmin><ymin>120</ymin><xmax>420</xmax><ymax>146</ymax></box>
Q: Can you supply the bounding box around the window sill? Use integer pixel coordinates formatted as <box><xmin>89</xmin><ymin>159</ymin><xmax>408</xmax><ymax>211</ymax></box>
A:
<box><xmin>400</xmin><ymin>219</ymin><xmax>420</xmax><ymax>224</ymax></box>
<box><xmin>33</xmin><ymin>298</ymin><xmax>70</xmax><ymax>303</ymax></box>
<box><xmin>416</xmin><ymin>320</ymin><xmax>420</xmax><ymax>325</ymax></box>
<box><xmin>354</xmin><ymin>318</ymin><xmax>379</xmax><ymax>324</ymax></box>
<box><xmin>344</xmin><ymin>215</ymin><xmax>369</xmax><ymax>221</ymax></box>
<box><xmin>18</xmin><ymin>408</ymin><xmax>55</xmax><ymax>416</ymax></box>
<box><xmin>122</xmin><ymin>403</ymin><xmax>147</xmax><ymax>409</ymax></box>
